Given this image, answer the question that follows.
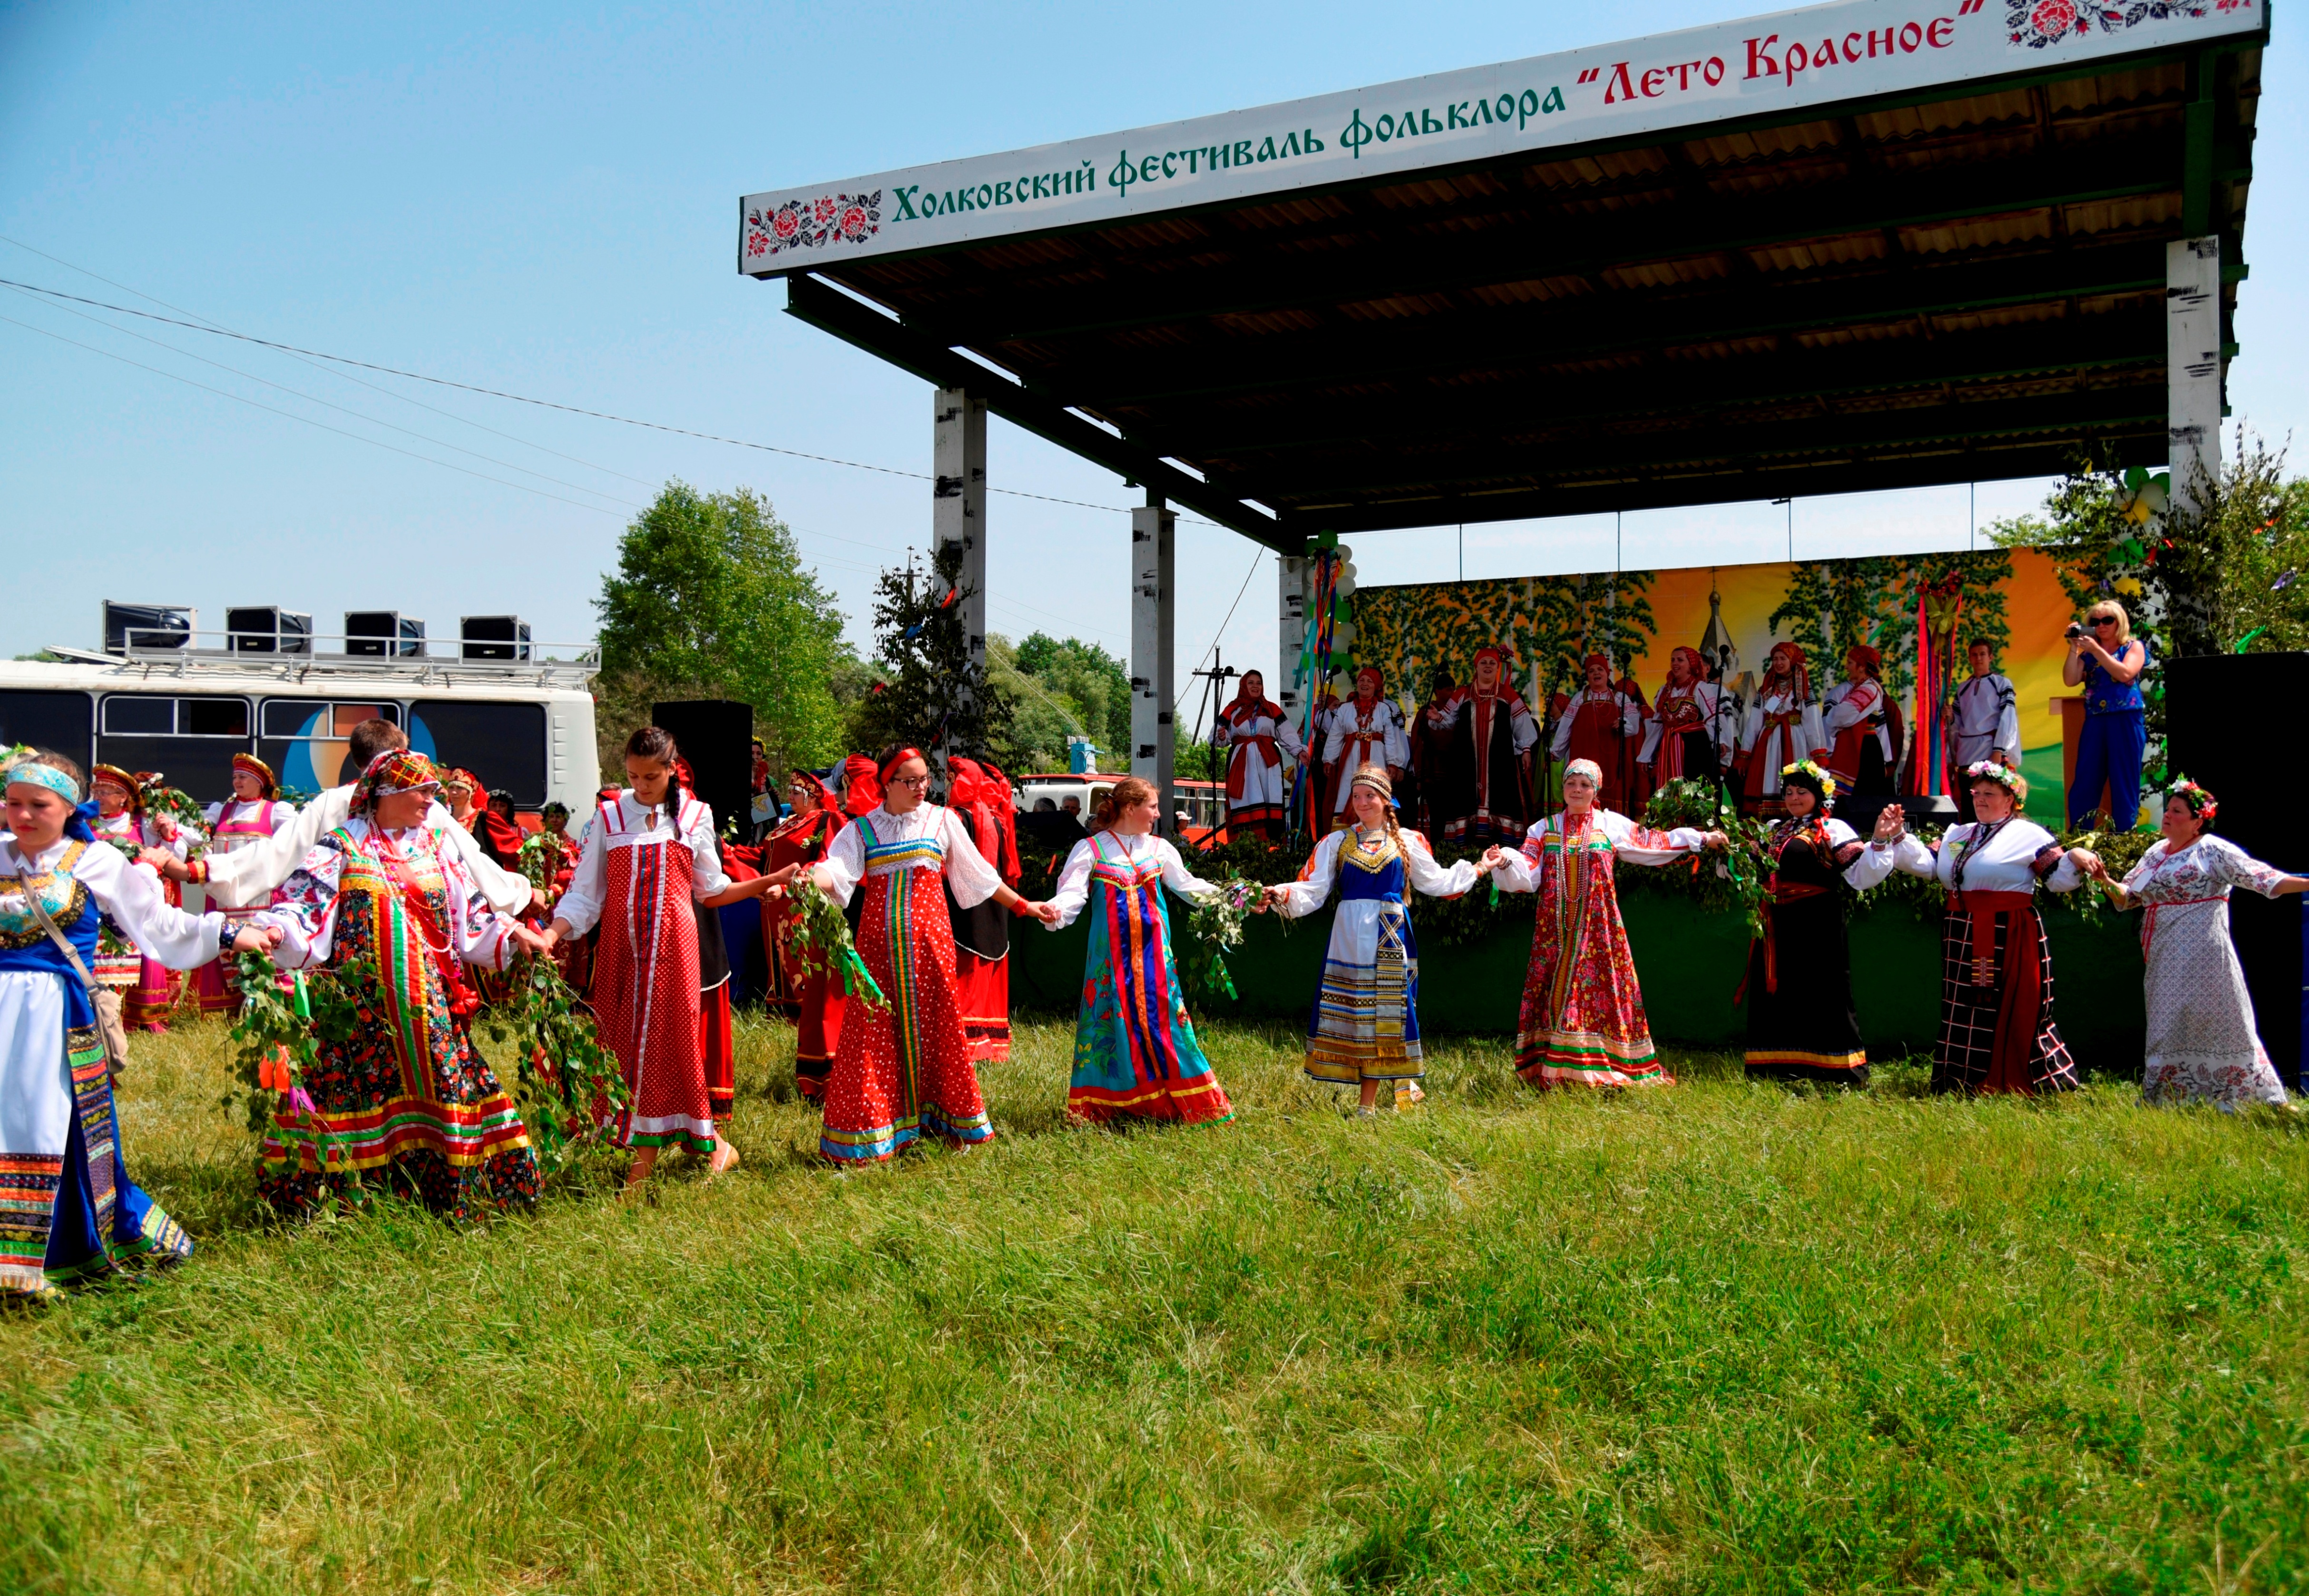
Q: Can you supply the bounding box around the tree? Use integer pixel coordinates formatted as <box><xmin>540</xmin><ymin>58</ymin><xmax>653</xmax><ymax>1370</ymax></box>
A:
<box><xmin>847</xmin><ymin>542</ymin><xmax>990</xmax><ymax>761</ymax></box>
<box><xmin>985</xmin><ymin>632</ymin><xmax>1133</xmax><ymax>774</ymax></box>
<box><xmin>592</xmin><ymin>481</ymin><xmax>848</xmax><ymax>777</ymax></box>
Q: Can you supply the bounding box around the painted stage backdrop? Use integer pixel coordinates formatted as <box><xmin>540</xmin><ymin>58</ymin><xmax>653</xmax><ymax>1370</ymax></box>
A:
<box><xmin>1350</xmin><ymin>547</ymin><xmax>2083</xmax><ymax>826</ymax></box>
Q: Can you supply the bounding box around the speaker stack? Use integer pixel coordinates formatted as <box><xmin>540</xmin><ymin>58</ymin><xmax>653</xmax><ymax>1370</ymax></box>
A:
<box><xmin>649</xmin><ymin>699</ymin><xmax>755</xmax><ymax>842</ymax></box>
<box><xmin>2164</xmin><ymin>652</ymin><xmax>2309</xmax><ymax>1087</ymax></box>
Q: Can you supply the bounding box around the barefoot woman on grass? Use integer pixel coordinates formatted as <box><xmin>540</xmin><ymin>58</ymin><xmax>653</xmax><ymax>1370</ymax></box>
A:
<box><xmin>543</xmin><ymin>728</ymin><xmax>793</xmax><ymax>1187</ymax></box>
<box><xmin>809</xmin><ymin>746</ymin><xmax>1057</xmax><ymax>1164</ymax></box>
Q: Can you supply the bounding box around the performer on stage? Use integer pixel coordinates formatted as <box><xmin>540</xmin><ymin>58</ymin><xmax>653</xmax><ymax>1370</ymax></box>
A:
<box><xmin>809</xmin><ymin>746</ymin><xmax>1057</xmax><ymax>1164</ymax></box>
<box><xmin>2082</xmin><ymin>777</ymin><xmax>2309</xmax><ymax>1109</ymax></box>
<box><xmin>1211</xmin><ymin>671</ymin><xmax>1302</xmax><ymax>842</ymax></box>
<box><xmin>765</xmin><ymin>770</ymin><xmax>848</xmax><ymax>1103</ymax></box>
<box><xmin>1739</xmin><ymin>761</ymin><xmax>1903</xmax><ymax>1085</ymax></box>
<box><xmin>1486</xmin><ymin>758</ymin><xmax>1725</xmax><ymax>1089</ymax></box>
<box><xmin>1639</xmin><ymin>646</ymin><xmax>1733</xmax><ymax>797</ymax></box>
<box><xmin>545</xmin><ymin>729</ymin><xmax>791</xmax><ymax>1186</ymax></box>
<box><xmin>193</xmin><ymin>754</ymin><xmax>298</xmax><ymax>1017</ymax></box>
<box><xmin>1047</xmin><ymin>776</ymin><xmax>1235</xmax><ymax>1126</ymax></box>
<box><xmin>1950</xmin><ymin>638</ymin><xmax>2022</xmax><ymax>822</ymax></box>
<box><xmin>1</xmin><ymin>751</ymin><xmax>270</xmax><ymax>1299</ymax></box>
<box><xmin>1406</xmin><ymin>666</ymin><xmax>1459</xmax><ymax>836</ymax></box>
<box><xmin>1443</xmin><ymin>646</ymin><xmax>1539</xmax><ymax>843</ymax></box>
<box><xmin>2063</xmin><ymin>599</ymin><xmax>2150</xmax><ymax>830</ymax></box>
<box><xmin>1820</xmin><ymin>645</ymin><xmax>1896</xmax><ymax>794</ymax></box>
<box><xmin>249</xmin><ymin>750</ymin><xmax>552</xmax><ymax>1220</ymax></box>
<box><xmin>1737</xmin><ymin>642</ymin><xmax>1825</xmax><ymax>814</ymax></box>
<box><xmin>1321</xmin><ymin>666</ymin><xmax>1409</xmax><ymax>827</ymax></box>
<box><xmin>89</xmin><ymin>766</ymin><xmax>200</xmax><ymax>1032</ymax></box>
<box><xmin>1267</xmin><ymin>766</ymin><xmax>1488</xmax><ymax>1115</ymax></box>
<box><xmin>945</xmin><ymin>756</ymin><xmax>1022</xmax><ymax>1063</ymax></box>
<box><xmin>1549</xmin><ymin>654</ymin><xmax>1643</xmax><ymax>811</ymax></box>
<box><xmin>1880</xmin><ymin>762</ymin><xmax>2093</xmax><ymax>1095</ymax></box>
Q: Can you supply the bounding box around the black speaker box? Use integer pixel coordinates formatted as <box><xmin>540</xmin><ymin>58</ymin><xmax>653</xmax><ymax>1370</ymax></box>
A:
<box><xmin>2164</xmin><ymin>652</ymin><xmax>2309</xmax><ymax>1087</ymax></box>
<box><xmin>649</xmin><ymin>699</ymin><xmax>754</xmax><ymax>842</ymax></box>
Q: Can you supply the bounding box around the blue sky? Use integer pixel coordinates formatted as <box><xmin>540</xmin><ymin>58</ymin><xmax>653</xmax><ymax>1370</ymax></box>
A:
<box><xmin>4</xmin><ymin>0</ymin><xmax>2303</xmax><ymax>708</ymax></box>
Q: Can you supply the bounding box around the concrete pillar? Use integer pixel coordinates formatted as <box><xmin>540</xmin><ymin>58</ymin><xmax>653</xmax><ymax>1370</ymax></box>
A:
<box><xmin>1276</xmin><ymin>552</ymin><xmax>1308</xmax><ymax>722</ymax></box>
<box><xmin>1130</xmin><ymin>495</ymin><xmax>1177</xmax><ymax>831</ymax></box>
<box><xmin>2167</xmin><ymin>236</ymin><xmax>2222</xmax><ymax>514</ymax></box>
<box><xmin>932</xmin><ymin>389</ymin><xmax>988</xmax><ymax>703</ymax></box>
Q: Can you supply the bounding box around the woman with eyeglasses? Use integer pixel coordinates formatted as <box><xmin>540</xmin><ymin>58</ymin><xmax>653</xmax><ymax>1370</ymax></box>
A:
<box><xmin>808</xmin><ymin>746</ymin><xmax>1058</xmax><ymax>1164</ymax></box>
<box><xmin>2062</xmin><ymin>598</ymin><xmax>2149</xmax><ymax>830</ymax></box>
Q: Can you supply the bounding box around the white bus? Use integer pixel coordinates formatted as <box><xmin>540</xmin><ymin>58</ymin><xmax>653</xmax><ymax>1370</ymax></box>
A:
<box><xmin>0</xmin><ymin>610</ymin><xmax>601</xmax><ymax>815</ymax></box>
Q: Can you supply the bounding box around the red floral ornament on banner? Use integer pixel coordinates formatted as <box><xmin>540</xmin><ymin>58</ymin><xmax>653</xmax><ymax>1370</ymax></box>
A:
<box><xmin>2006</xmin><ymin>0</ymin><xmax>2225</xmax><ymax>49</ymax></box>
<box><xmin>745</xmin><ymin>191</ymin><xmax>883</xmax><ymax>260</ymax></box>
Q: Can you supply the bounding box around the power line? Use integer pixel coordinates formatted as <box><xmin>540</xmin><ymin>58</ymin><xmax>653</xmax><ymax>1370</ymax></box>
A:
<box><xmin>1176</xmin><ymin>548</ymin><xmax>1264</xmax><ymax>713</ymax></box>
<box><xmin>0</xmin><ymin>269</ymin><xmax>1226</xmax><ymax>526</ymax></box>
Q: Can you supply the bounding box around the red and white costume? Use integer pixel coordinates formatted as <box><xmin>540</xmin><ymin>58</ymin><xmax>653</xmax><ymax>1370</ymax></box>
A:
<box><xmin>1739</xmin><ymin>649</ymin><xmax>1826</xmax><ymax>806</ymax></box>
<box><xmin>1213</xmin><ymin>690</ymin><xmax>1303</xmax><ymax>832</ymax></box>
<box><xmin>1820</xmin><ymin>655</ymin><xmax>1895</xmax><ymax>789</ymax></box>
<box><xmin>193</xmin><ymin>794</ymin><xmax>297</xmax><ymax>1014</ymax></box>
<box><xmin>554</xmin><ymin>790</ymin><xmax>731</xmax><ymax>1154</ymax></box>
<box><xmin>945</xmin><ymin>757</ymin><xmax>1022</xmax><ymax>1062</ymax></box>
<box><xmin>1442</xmin><ymin>649</ymin><xmax>1539</xmax><ymax>842</ymax></box>
<box><xmin>1548</xmin><ymin>671</ymin><xmax>1643</xmax><ymax>809</ymax></box>
<box><xmin>1321</xmin><ymin>686</ymin><xmax>1409</xmax><ymax>820</ymax></box>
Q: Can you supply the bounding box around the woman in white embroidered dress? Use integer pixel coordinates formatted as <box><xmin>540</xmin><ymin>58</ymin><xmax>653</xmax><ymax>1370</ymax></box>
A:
<box><xmin>2</xmin><ymin>750</ymin><xmax>274</xmax><ymax>1299</ymax></box>
<box><xmin>2080</xmin><ymin>777</ymin><xmax>2308</xmax><ymax>1109</ymax></box>
<box><xmin>1211</xmin><ymin>671</ymin><xmax>1304</xmax><ymax>842</ymax></box>
<box><xmin>194</xmin><ymin>752</ymin><xmax>299</xmax><ymax>1017</ymax></box>
<box><xmin>1265</xmin><ymin>766</ymin><xmax>1489</xmax><ymax>1115</ymax></box>
<box><xmin>1881</xmin><ymin>762</ymin><xmax>2094</xmax><ymax>1095</ymax></box>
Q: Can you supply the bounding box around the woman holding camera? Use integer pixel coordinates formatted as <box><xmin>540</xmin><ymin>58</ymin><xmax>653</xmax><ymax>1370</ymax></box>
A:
<box><xmin>2062</xmin><ymin>599</ymin><xmax>2149</xmax><ymax>829</ymax></box>
<box><xmin>2081</xmin><ymin>777</ymin><xmax>2309</xmax><ymax>1108</ymax></box>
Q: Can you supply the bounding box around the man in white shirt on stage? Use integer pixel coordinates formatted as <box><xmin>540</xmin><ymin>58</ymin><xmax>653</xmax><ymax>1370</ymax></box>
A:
<box><xmin>1949</xmin><ymin>638</ymin><xmax>2022</xmax><ymax>822</ymax></box>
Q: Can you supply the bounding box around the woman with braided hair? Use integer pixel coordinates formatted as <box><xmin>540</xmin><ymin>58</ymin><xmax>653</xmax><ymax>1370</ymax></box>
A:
<box><xmin>1265</xmin><ymin>766</ymin><xmax>1492</xmax><ymax>1116</ymax></box>
<box><xmin>1738</xmin><ymin>760</ymin><xmax>1902</xmax><ymax>1085</ymax></box>
<box><xmin>2081</xmin><ymin>777</ymin><xmax>2309</xmax><ymax>1108</ymax></box>
<box><xmin>1881</xmin><ymin>761</ymin><xmax>2094</xmax><ymax>1095</ymax></box>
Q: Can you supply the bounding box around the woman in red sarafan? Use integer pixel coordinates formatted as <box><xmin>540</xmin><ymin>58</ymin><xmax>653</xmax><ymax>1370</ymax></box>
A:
<box><xmin>944</xmin><ymin>756</ymin><xmax>1023</xmax><ymax>1063</ymax></box>
<box><xmin>809</xmin><ymin>746</ymin><xmax>1057</xmax><ymax>1164</ymax></box>
<box><xmin>763</xmin><ymin>770</ymin><xmax>850</xmax><ymax>1102</ymax></box>
<box><xmin>544</xmin><ymin>728</ymin><xmax>791</xmax><ymax>1188</ymax></box>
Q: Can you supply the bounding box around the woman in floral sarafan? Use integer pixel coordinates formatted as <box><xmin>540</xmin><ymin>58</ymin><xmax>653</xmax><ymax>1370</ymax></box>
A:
<box><xmin>1048</xmin><ymin>776</ymin><xmax>1234</xmax><ymax>1127</ymax></box>
<box><xmin>2082</xmin><ymin>777</ymin><xmax>2308</xmax><ymax>1109</ymax></box>
<box><xmin>252</xmin><ymin>751</ymin><xmax>552</xmax><ymax>1219</ymax></box>
<box><xmin>1487</xmin><ymin>757</ymin><xmax>1724</xmax><ymax>1089</ymax></box>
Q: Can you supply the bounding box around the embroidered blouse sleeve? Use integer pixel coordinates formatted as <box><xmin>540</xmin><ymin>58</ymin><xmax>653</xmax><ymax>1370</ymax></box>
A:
<box><xmin>1272</xmin><ymin>831</ymin><xmax>1345</xmax><ymax>918</ymax></box>
<box><xmin>1275</xmin><ymin>711</ymin><xmax>1305</xmax><ymax>761</ymax></box>
<box><xmin>201</xmin><ymin>787</ymin><xmax>341</xmax><ymax>899</ymax></box>
<box><xmin>1885</xmin><ymin>831</ymin><xmax>1941</xmax><ymax>880</ymax></box>
<box><xmin>1509</xmin><ymin>696</ymin><xmax>1539</xmax><ymax>755</ymax></box>
<box><xmin>1046</xmin><ymin>839</ymin><xmax>1099</xmax><ymax>929</ymax></box>
<box><xmin>1492</xmin><ymin>825</ymin><xmax>1546</xmax><ymax>894</ymax></box>
<box><xmin>554</xmin><ymin>812</ymin><xmax>613</xmax><ymax>937</ymax></box>
<box><xmin>1605</xmin><ymin>810</ymin><xmax>1704</xmax><ymax>868</ymax></box>
<box><xmin>252</xmin><ymin>835</ymin><xmax>350</xmax><ymax>969</ymax></box>
<box><xmin>1995</xmin><ymin>678</ymin><xmax>2022</xmax><ymax>758</ymax></box>
<box><xmin>1833</xmin><ymin>819</ymin><xmax>1896</xmax><ymax>890</ymax></box>
<box><xmin>2206</xmin><ymin>836</ymin><xmax>2290</xmax><ymax>897</ymax></box>
<box><xmin>939</xmin><ymin>807</ymin><xmax>1005</xmax><ymax>910</ymax></box>
<box><xmin>435</xmin><ymin>801</ymin><xmax>532</xmax><ymax>916</ymax></box>
<box><xmin>2032</xmin><ymin>831</ymin><xmax>2087</xmax><ymax>892</ymax></box>
<box><xmin>2120</xmin><ymin>841</ymin><xmax>2167</xmax><ymax>895</ymax></box>
<box><xmin>811</xmin><ymin>819</ymin><xmax>868</xmax><ymax>908</ymax></box>
<box><xmin>1154</xmin><ymin>838</ymin><xmax>1218</xmax><ymax>904</ymax></box>
<box><xmin>1548</xmin><ymin>705</ymin><xmax>1575</xmax><ymax>760</ymax></box>
<box><xmin>1384</xmin><ymin>705</ymin><xmax>1410</xmax><ymax>769</ymax></box>
<box><xmin>685</xmin><ymin>802</ymin><xmax>731</xmax><ymax>898</ymax></box>
<box><xmin>432</xmin><ymin>829</ymin><xmax>519</xmax><ymax>969</ymax></box>
<box><xmin>77</xmin><ymin>842</ymin><xmax>225</xmax><ymax>969</ymax></box>
<box><xmin>1403</xmin><ymin>832</ymin><xmax>1479</xmax><ymax>898</ymax></box>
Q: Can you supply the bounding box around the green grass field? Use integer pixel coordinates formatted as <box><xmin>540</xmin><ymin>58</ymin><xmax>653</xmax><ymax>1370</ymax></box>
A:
<box><xmin>4</xmin><ymin>1011</ymin><xmax>2307</xmax><ymax>1595</ymax></box>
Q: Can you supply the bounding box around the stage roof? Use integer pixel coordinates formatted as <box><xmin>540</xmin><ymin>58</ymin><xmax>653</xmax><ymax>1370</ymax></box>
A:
<box><xmin>743</xmin><ymin>0</ymin><xmax>2265</xmax><ymax>552</ymax></box>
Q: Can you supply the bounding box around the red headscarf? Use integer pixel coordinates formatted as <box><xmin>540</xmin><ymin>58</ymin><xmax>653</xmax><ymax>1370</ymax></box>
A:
<box><xmin>1767</xmin><ymin>641</ymin><xmax>1812</xmax><ymax>702</ymax></box>
<box><xmin>1224</xmin><ymin>673</ymin><xmax>1281</xmax><ymax>725</ymax></box>
<box><xmin>840</xmin><ymin>754</ymin><xmax>881</xmax><ymax>817</ymax></box>
<box><xmin>975</xmin><ymin>760</ymin><xmax>1021</xmax><ymax>889</ymax></box>
<box><xmin>945</xmin><ymin>757</ymin><xmax>1019</xmax><ymax>888</ymax></box>
<box><xmin>1846</xmin><ymin>644</ymin><xmax>1882</xmax><ymax>675</ymax></box>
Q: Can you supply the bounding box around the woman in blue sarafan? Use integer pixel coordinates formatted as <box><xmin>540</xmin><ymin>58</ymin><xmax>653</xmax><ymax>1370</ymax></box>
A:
<box><xmin>1267</xmin><ymin>765</ymin><xmax>1491</xmax><ymax>1116</ymax></box>
<box><xmin>0</xmin><ymin>749</ymin><xmax>276</xmax><ymax>1300</ymax></box>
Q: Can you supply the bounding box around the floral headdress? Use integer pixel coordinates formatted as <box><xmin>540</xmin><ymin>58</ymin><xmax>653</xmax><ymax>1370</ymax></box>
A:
<box><xmin>2167</xmin><ymin>774</ymin><xmax>2217</xmax><ymax>819</ymax></box>
<box><xmin>1779</xmin><ymin>759</ymin><xmax>1838</xmax><ymax>805</ymax></box>
<box><xmin>1964</xmin><ymin>759</ymin><xmax>2021</xmax><ymax>792</ymax></box>
<box><xmin>1564</xmin><ymin>757</ymin><xmax>1603</xmax><ymax>785</ymax></box>
<box><xmin>352</xmin><ymin>749</ymin><xmax>441</xmax><ymax>815</ymax></box>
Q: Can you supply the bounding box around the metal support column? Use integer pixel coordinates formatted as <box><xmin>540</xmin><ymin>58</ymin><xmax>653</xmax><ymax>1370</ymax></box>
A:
<box><xmin>1276</xmin><ymin>552</ymin><xmax>1308</xmax><ymax>722</ymax></box>
<box><xmin>932</xmin><ymin>388</ymin><xmax>988</xmax><ymax>726</ymax></box>
<box><xmin>1130</xmin><ymin>493</ymin><xmax>1177</xmax><ymax>831</ymax></box>
<box><xmin>2168</xmin><ymin>235</ymin><xmax>2222</xmax><ymax>514</ymax></box>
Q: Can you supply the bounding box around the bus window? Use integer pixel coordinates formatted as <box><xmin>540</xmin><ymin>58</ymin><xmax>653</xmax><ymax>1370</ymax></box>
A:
<box><xmin>258</xmin><ymin>701</ymin><xmax>403</xmax><ymax>794</ymax></box>
<box><xmin>0</xmin><ymin>690</ymin><xmax>95</xmax><ymax>771</ymax></box>
<box><xmin>97</xmin><ymin>694</ymin><xmax>253</xmax><ymax>802</ymax></box>
<box><xmin>407</xmin><ymin>700</ymin><xmax>546</xmax><ymax>808</ymax></box>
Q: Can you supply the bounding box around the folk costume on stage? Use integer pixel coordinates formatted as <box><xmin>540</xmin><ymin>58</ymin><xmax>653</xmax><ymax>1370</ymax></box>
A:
<box><xmin>1548</xmin><ymin>656</ymin><xmax>1644</xmax><ymax>811</ymax></box>
<box><xmin>555</xmin><ymin>786</ymin><xmax>734</xmax><ymax>1155</ymax></box>
<box><xmin>1739</xmin><ymin>645</ymin><xmax>1826</xmax><ymax>812</ymax></box>
<box><xmin>1738</xmin><ymin>763</ymin><xmax>1899</xmax><ymax>1085</ymax></box>
<box><xmin>1820</xmin><ymin>648</ymin><xmax>1897</xmax><ymax>793</ymax></box>
<box><xmin>1885</xmin><ymin>765</ymin><xmax>2088</xmax><ymax>1096</ymax></box>
<box><xmin>1212</xmin><ymin>674</ymin><xmax>1302</xmax><ymax>839</ymax></box>
<box><xmin>1271</xmin><ymin>772</ymin><xmax>1480</xmax><ymax>1092</ymax></box>
<box><xmin>1640</xmin><ymin>648</ymin><xmax>1733</xmax><ymax>793</ymax></box>
<box><xmin>1406</xmin><ymin>668</ymin><xmax>1459</xmax><ymax>835</ymax></box>
<box><xmin>1047</xmin><ymin>828</ymin><xmax>1234</xmax><ymax>1126</ymax></box>
<box><xmin>1443</xmin><ymin>647</ymin><xmax>1538</xmax><ymax>843</ymax></box>
<box><xmin>0</xmin><ymin>776</ymin><xmax>216</xmax><ymax>1299</ymax></box>
<box><xmin>194</xmin><ymin>754</ymin><xmax>297</xmax><ymax>1016</ymax></box>
<box><xmin>250</xmin><ymin>753</ymin><xmax>538</xmax><ymax>1219</ymax></box>
<box><xmin>1951</xmin><ymin>671</ymin><xmax>2021</xmax><ymax>772</ymax></box>
<box><xmin>88</xmin><ymin>768</ymin><xmax>202</xmax><ymax>1031</ymax></box>
<box><xmin>1321</xmin><ymin>667</ymin><xmax>1409</xmax><ymax>824</ymax></box>
<box><xmin>764</xmin><ymin>772</ymin><xmax>848</xmax><ymax>1102</ymax></box>
<box><xmin>811</xmin><ymin>782</ymin><xmax>1008</xmax><ymax>1163</ymax></box>
<box><xmin>945</xmin><ymin>757</ymin><xmax>1022</xmax><ymax>1062</ymax></box>
<box><xmin>1491</xmin><ymin>761</ymin><xmax>1711</xmax><ymax>1089</ymax></box>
